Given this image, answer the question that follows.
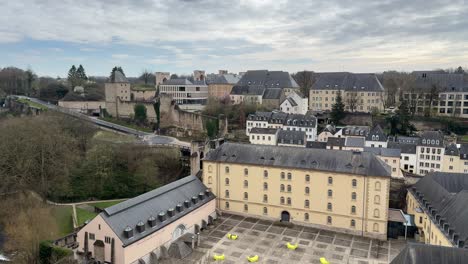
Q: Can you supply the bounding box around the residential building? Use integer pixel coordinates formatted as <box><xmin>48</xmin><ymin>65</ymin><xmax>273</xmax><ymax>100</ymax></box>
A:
<box><xmin>326</xmin><ymin>137</ymin><xmax>346</xmax><ymax>150</ymax></box>
<box><xmin>76</xmin><ymin>176</ymin><xmax>216</xmax><ymax>264</ymax></box>
<box><xmin>415</xmin><ymin>131</ymin><xmax>444</xmax><ymax>175</ymax></box>
<box><xmin>203</xmin><ymin>143</ymin><xmax>391</xmax><ymax>240</ymax></box>
<box><xmin>391</xmin><ymin>243</ymin><xmax>468</xmax><ymax>264</ymax></box>
<box><xmin>344</xmin><ymin>137</ymin><xmax>365</xmax><ymax>151</ymax></box>
<box><xmin>401</xmin><ymin>71</ymin><xmax>468</xmax><ymax>118</ymax></box>
<box><xmin>335</xmin><ymin>126</ymin><xmax>370</xmax><ymax>139</ymax></box>
<box><xmin>262</xmin><ymin>88</ymin><xmax>285</xmax><ymax>109</ymax></box>
<box><xmin>230</xmin><ymin>85</ymin><xmax>265</xmax><ymax>105</ymax></box>
<box><xmin>206</xmin><ymin>71</ymin><xmax>240</xmax><ymax>99</ymax></box>
<box><xmin>248</xmin><ymin>127</ymin><xmax>278</xmax><ymax>145</ymax></box>
<box><xmin>317</xmin><ymin>125</ymin><xmax>336</xmax><ymax>142</ymax></box>
<box><xmin>158</xmin><ymin>71</ymin><xmax>209</xmax><ymax>111</ymax></box>
<box><xmin>246</xmin><ymin>111</ymin><xmax>317</xmax><ymax>141</ymax></box>
<box><xmin>365</xmin><ymin>125</ymin><xmax>388</xmax><ymax>148</ymax></box>
<box><xmin>280</xmin><ymin>91</ymin><xmax>308</xmax><ymax>115</ymax></box>
<box><xmin>388</xmin><ymin>142</ymin><xmax>417</xmax><ymax>174</ymax></box>
<box><xmin>277</xmin><ymin>130</ymin><xmax>306</xmax><ymax>147</ymax></box>
<box><xmin>406</xmin><ymin>172</ymin><xmax>468</xmax><ymax>248</ymax></box>
<box><xmin>364</xmin><ymin>147</ymin><xmax>403</xmax><ymax>178</ymax></box>
<box><xmin>309</xmin><ymin>72</ymin><xmax>385</xmax><ymax>113</ymax></box>
<box><xmin>442</xmin><ymin>143</ymin><xmax>468</xmax><ymax>173</ymax></box>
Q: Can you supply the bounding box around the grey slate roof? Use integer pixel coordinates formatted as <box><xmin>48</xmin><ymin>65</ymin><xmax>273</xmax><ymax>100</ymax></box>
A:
<box><xmin>204</xmin><ymin>143</ymin><xmax>391</xmax><ymax>177</ymax></box>
<box><xmin>270</xmin><ymin>112</ymin><xmax>289</xmax><ymax>124</ymax></box>
<box><xmin>418</xmin><ymin>131</ymin><xmax>444</xmax><ymax>147</ymax></box>
<box><xmin>262</xmin><ymin>88</ymin><xmax>283</xmax><ymax>100</ymax></box>
<box><xmin>340</xmin><ymin>126</ymin><xmax>370</xmax><ymax>137</ymax></box>
<box><xmin>247</xmin><ymin>111</ymin><xmax>272</xmax><ymax>121</ymax></box>
<box><xmin>236</xmin><ymin>70</ymin><xmax>299</xmax><ymax>89</ymax></box>
<box><xmin>366</xmin><ymin>125</ymin><xmax>387</xmax><ymax>142</ymax></box>
<box><xmin>101</xmin><ymin>175</ymin><xmax>214</xmax><ymax>247</ymax></box>
<box><xmin>311</xmin><ymin>72</ymin><xmax>384</xmax><ymax>92</ymax></box>
<box><xmin>306</xmin><ymin>141</ymin><xmax>327</xmax><ymax>149</ymax></box>
<box><xmin>284</xmin><ymin>114</ymin><xmax>317</xmax><ymax>127</ymax></box>
<box><xmin>250</xmin><ymin>127</ymin><xmax>278</xmax><ymax>135</ymax></box>
<box><xmin>113</xmin><ymin>70</ymin><xmax>128</xmax><ymax>83</ymax></box>
<box><xmin>206</xmin><ymin>74</ymin><xmax>240</xmax><ymax>85</ymax></box>
<box><xmin>327</xmin><ymin>137</ymin><xmax>346</xmax><ymax>147</ymax></box>
<box><xmin>393</xmin><ymin>136</ymin><xmax>420</xmax><ymax>145</ymax></box>
<box><xmin>286</xmin><ymin>97</ymin><xmax>298</xmax><ymax>106</ymax></box>
<box><xmin>409</xmin><ymin>172</ymin><xmax>468</xmax><ymax>247</ymax></box>
<box><xmin>364</xmin><ymin>147</ymin><xmax>401</xmax><ymax>157</ymax></box>
<box><xmin>387</xmin><ymin>142</ymin><xmax>417</xmax><ymax>154</ymax></box>
<box><xmin>277</xmin><ymin>130</ymin><xmax>305</xmax><ymax>145</ymax></box>
<box><xmin>230</xmin><ymin>85</ymin><xmax>265</xmax><ymax>95</ymax></box>
<box><xmin>247</xmin><ymin>111</ymin><xmax>317</xmax><ymax>127</ymax></box>
<box><xmin>460</xmin><ymin>144</ymin><xmax>468</xmax><ymax>160</ymax></box>
<box><xmin>410</xmin><ymin>71</ymin><xmax>468</xmax><ymax>93</ymax></box>
<box><xmin>345</xmin><ymin>137</ymin><xmax>365</xmax><ymax>148</ymax></box>
<box><xmin>390</xmin><ymin>243</ymin><xmax>468</xmax><ymax>264</ymax></box>
<box><xmin>163</xmin><ymin>79</ymin><xmax>193</xmax><ymax>85</ymax></box>
<box><xmin>445</xmin><ymin>143</ymin><xmax>459</xmax><ymax>156</ymax></box>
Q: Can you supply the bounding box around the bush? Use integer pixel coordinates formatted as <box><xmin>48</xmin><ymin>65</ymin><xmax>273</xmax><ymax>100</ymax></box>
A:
<box><xmin>39</xmin><ymin>240</ymin><xmax>72</xmax><ymax>264</ymax></box>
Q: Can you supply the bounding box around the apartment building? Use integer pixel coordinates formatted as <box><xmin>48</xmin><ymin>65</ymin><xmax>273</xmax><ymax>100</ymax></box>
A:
<box><xmin>309</xmin><ymin>72</ymin><xmax>384</xmax><ymax>113</ymax></box>
<box><xmin>364</xmin><ymin>147</ymin><xmax>403</xmax><ymax>178</ymax></box>
<box><xmin>158</xmin><ymin>71</ymin><xmax>208</xmax><ymax>111</ymax></box>
<box><xmin>246</xmin><ymin>111</ymin><xmax>317</xmax><ymax>141</ymax></box>
<box><xmin>401</xmin><ymin>71</ymin><xmax>468</xmax><ymax>118</ymax></box>
<box><xmin>406</xmin><ymin>172</ymin><xmax>468</xmax><ymax>248</ymax></box>
<box><xmin>248</xmin><ymin>127</ymin><xmax>278</xmax><ymax>145</ymax></box>
<box><xmin>442</xmin><ymin>143</ymin><xmax>468</xmax><ymax>173</ymax></box>
<box><xmin>415</xmin><ymin>131</ymin><xmax>444</xmax><ymax>175</ymax></box>
<box><xmin>365</xmin><ymin>125</ymin><xmax>388</xmax><ymax>148</ymax></box>
<box><xmin>388</xmin><ymin>141</ymin><xmax>417</xmax><ymax>174</ymax></box>
<box><xmin>203</xmin><ymin>143</ymin><xmax>391</xmax><ymax>240</ymax></box>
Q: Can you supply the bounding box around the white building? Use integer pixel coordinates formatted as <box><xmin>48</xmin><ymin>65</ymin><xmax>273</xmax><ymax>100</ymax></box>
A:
<box><xmin>334</xmin><ymin>126</ymin><xmax>370</xmax><ymax>139</ymax></box>
<box><xmin>158</xmin><ymin>71</ymin><xmax>208</xmax><ymax>111</ymax></box>
<box><xmin>248</xmin><ymin>127</ymin><xmax>278</xmax><ymax>145</ymax></box>
<box><xmin>415</xmin><ymin>131</ymin><xmax>445</xmax><ymax>175</ymax></box>
<box><xmin>317</xmin><ymin>125</ymin><xmax>336</xmax><ymax>142</ymax></box>
<box><xmin>365</xmin><ymin>125</ymin><xmax>388</xmax><ymax>148</ymax></box>
<box><xmin>280</xmin><ymin>91</ymin><xmax>308</xmax><ymax>115</ymax></box>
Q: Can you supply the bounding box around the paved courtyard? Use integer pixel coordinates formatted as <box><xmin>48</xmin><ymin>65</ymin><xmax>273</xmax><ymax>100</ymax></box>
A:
<box><xmin>163</xmin><ymin>213</ymin><xmax>407</xmax><ymax>264</ymax></box>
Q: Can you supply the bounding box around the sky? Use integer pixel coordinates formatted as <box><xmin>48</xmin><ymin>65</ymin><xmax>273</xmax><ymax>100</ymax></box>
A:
<box><xmin>1</xmin><ymin>0</ymin><xmax>468</xmax><ymax>77</ymax></box>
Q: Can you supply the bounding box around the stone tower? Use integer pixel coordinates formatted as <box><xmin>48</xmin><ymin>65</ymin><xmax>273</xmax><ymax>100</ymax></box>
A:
<box><xmin>193</xmin><ymin>70</ymin><xmax>205</xmax><ymax>81</ymax></box>
<box><xmin>104</xmin><ymin>70</ymin><xmax>130</xmax><ymax>117</ymax></box>
<box><xmin>155</xmin><ymin>72</ymin><xmax>170</xmax><ymax>86</ymax></box>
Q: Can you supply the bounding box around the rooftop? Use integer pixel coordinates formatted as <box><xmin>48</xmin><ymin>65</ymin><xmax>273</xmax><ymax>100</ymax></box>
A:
<box><xmin>237</xmin><ymin>70</ymin><xmax>299</xmax><ymax>89</ymax></box>
<box><xmin>390</xmin><ymin>243</ymin><xmax>468</xmax><ymax>264</ymax></box>
<box><xmin>249</xmin><ymin>127</ymin><xmax>278</xmax><ymax>135</ymax></box>
<box><xmin>262</xmin><ymin>88</ymin><xmax>283</xmax><ymax>100</ymax></box>
<box><xmin>364</xmin><ymin>147</ymin><xmax>401</xmax><ymax>157</ymax></box>
<box><xmin>205</xmin><ymin>142</ymin><xmax>391</xmax><ymax>177</ymax></box>
<box><xmin>411</xmin><ymin>71</ymin><xmax>468</xmax><ymax>93</ymax></box>
<box><xmin>230</xmin><ymin>85</ymin><xmax>265</xmax><ymax>95</ymax></box>
<box><xmin>311</xmin><ymin>72</ymin><xmax>384</xmax><ymax>92</ymax></box>
<box><xmin>277</xmin><ymin>130</ymin><xmax>305</xmax><ymax>145</ymax></box>
<box><xmin>345</xmin><ymin>137</ymin><xmax>365</xmax><ymax>148</ymax></box>
<box><xmin>366</xmin><ymin>124</ymin><xmax>387</xmax><ymax>142</ymax></box>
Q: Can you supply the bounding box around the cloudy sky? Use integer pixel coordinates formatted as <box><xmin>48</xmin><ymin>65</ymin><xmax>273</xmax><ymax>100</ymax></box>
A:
<box><xmin>1</xmin><ymin>0</ymin><xmax>467</xmax><ymax>77</ymax></box>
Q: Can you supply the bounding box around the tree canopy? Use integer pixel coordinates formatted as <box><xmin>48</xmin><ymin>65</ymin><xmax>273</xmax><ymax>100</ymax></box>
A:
<box><xmin>330</xmin><ymin>90</ymin><xmax>345</xmax><ymax>125</ymax></box>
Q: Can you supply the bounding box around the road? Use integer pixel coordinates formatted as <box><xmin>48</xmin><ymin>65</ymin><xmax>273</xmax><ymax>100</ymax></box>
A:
<box><xmin>13</xmin><ymin>96</ymin><xmax>190</xmax><ymax>149</ymax></box>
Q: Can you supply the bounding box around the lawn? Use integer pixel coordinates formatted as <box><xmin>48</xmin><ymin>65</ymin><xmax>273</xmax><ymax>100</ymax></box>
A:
<box><xmin>131</xmin><ymin>84</ymin><xmax>156</xmax><ymax>91</ymax></box>
<box><xmin>100</xmin><ymin>116</ymin><xmax>153</xmax><ymax>133</ymax></box>
<box><xmin>76</xmin><ymin>207</ymin><xmax>98</xmax><ymax>226</ymax></box>
<box><xmin>93</xmin><ymin>130</ymin><xmax>137</xmax><ymax>143</ymax></box>
<box><xmin>51</xmin><ymin>206</ymin><xmax>74</xmax><ymax>237</ymax></box>
<box><xmin>17</xmin><ymin>98</ymin><xmax>48</xmax><ymax>110</ymax></box>
<box><xmin>88</xmin><ymin>200</ymin><xmax>126</xmax><ymax>210</ymax></box>
<box><xmin>461</xmin><ymin>135</ymin><xmax>468</xmax><ymax>142</ymax></box>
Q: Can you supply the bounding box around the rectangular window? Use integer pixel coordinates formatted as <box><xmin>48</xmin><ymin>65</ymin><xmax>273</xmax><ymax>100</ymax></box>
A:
<box><xmin>89</xmin><ymin>233</ymin><xmax>95</xmax><ymax>240</ymax></box>
<box><xmin>105</xmin><ymin>236</ymin><xmax>111</xmax><ymax>244</ymax></box>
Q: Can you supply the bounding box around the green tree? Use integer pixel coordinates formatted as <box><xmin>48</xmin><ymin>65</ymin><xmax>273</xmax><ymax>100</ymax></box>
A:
<box><xmin>205</xmin><ymin>119</ymin><xmax>219</xmax><ymax>138</ymax></box>
<box><xmin>67</xmin><ymin>65</ymin><xmax>77</xmax><ymax>87</ymax></box>
<box><xmin>133</xmin><ymin>104</ymin><xmax>147</xmax><ymax>124</ymax></box>
<box><xmin>76</xmin><ymin>64</ymin><xmax>88</xmax><ymax>85</ymax></box>
<box><xmin>330</xmin><ymin>90</ymin><xmax>345</xmax><ymax>125</ymax></box>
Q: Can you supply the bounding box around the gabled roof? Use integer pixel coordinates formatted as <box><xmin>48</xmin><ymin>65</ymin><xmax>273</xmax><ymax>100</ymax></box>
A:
<box><xmin>206</xmin><ymin>74</ymin><xmax>240</xmax><ymax>85</ymax></box>
<box><xmin>100</xmin><ymin>176</ymin><xmax>214</xmax><ymax>247</ymax></box>
<box><xmin>345</xmin><ymin>137</ymin><xmax>365</xmax><ymax>148</ymax></box>
<box><xmin>284</xmin><ymin>114</ymin><xmax>317</xmax><ymax>127</ymax></box>
<box><xmin>411</xmin><ymin>72</ymin><xmax>468</xmax><ymax>93</ymax></box>
<box><xmin>311</xmin><ymin>72</ymin><xmax>384</xmax><ymax>92</ymax></box>
<box><xmin>391</xmin><ymin>243</ymin><xmax>468</xmax><ymax>264</ymax></box>
<box><xmin>249</xmin><ymin>127</ymin><xmax>278</xmax><ymax>135</ymax></box>
<box><xmin>340</xmin><ymin>126</ymin><xmax>370</xmax><ymax>137</ymax></box>
<box><xmin>204</xmin><ymin>142</ymin><xmax>391</xmax><ymax>177</ymax></box>
<box><xmin>262</xmin><ymin>88</ymin><xmax>283</xmax><ymax>99</ymax></box>
<box><xmin>445</xmin><ymin>143</ymin><xmax>459</xmax><ymax>156</ymax></box>
<box><xmin>162</xmin><ymin>79</ymin><xmax>193</xmax><ymax>85</ymax></box>
<box><xmin>277</xmin><ymin>130</ymin><xmax>305</xmax><ymax>145</ymax></box>
<box><xmin>364</xmin><ymin>147</ymin><xmax>401</xmax><ymax>157</ymax></box>
<box><xmin>247</xmin><ymin>111</ymin><xmax>272</xmax><ymax>121</ymax></box>
<box><xmin>388</xmin><ymin>142</ymin><xmax>417</xmax><ymax>154</ymax></box>
<box><xmin>113</xmin><ymin>70</ymin><xmax>128</xmax><ymax>83</ymax></box>
<box><xmin>418</xmin><ymin>131</ymin><xmax>444</xmax><ymax>147</ymax></box>
<box><xmin>230</xmin><ymin>85</ymin><xmax>265</xmax><ymax>95</ymax></box>
<box><xmin>409</xmin><ymin>172</ymin><xmax>468</xmax><ymax>247</ymax></box>
<box><xmin>366</xmin><ymin>124</ymin><xmax>387</xmax><ymax>142</ymax></box>
<box><xmin>327</xmin><ymin>137</ymin><xmax>346</xmax><ymax>147</ymax></box>
<box><xmin>237</xmin><ymin>70</ymin><xmax>299</xmax><ymax>89</ymax></box>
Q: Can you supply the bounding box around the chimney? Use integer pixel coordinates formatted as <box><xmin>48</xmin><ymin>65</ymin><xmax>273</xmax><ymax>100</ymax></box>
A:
<box><xmin>136</xmin><ymin>221</ymin><xmax>145</xmax><ymax>233</ymax></box>
<box><xmin>198</xmin><ymin>192</ymin><xmax>205</xmax><ymax>200</ymax></box>
<box><xmin>167</xmin><ymin>208</ymin><xmax>175</xmax><ymax>217</ymax></box>
<box><xmin>184</xmin><ymin>200</ymin><xmax>191</xmax><ymax>208</ymax></box>
<box><xmin>192</xmin><ymin>196</ymin><xmax>198</xmax><ymax>204</ymax></box>
<box><xmin>148</xmin><ymin>216</ymin><xmax>156</xmax><ymax>227</ymax></box>
<box><xmin>158</xmin><ymin>211</ymin><xmax>166</xmax><ymax>222</ymax></box>
<box><xmin>176</xmin><ymin>204</ymin><xmax>183</xmax><ymax>212</ymax></box>
<box><xmin>124</xmin><ymin>226</ymin><xmax>134</xmax><ymax>238</ymax></box>
<box><xmin>205</xmin><ymin>189</ymin><xmax>211</xmax><ymax>197</ymax></box>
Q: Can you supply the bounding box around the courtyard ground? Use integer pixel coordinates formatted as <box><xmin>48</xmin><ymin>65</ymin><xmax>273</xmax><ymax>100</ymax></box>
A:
<box><xmin>163</xmin><ymin>212</ymin><xmax>407</xmax><ymax>264</ymax></box>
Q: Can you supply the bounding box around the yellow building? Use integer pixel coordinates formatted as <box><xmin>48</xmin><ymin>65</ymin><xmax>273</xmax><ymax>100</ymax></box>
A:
<box><xmin>406</xmin><ymin>172</ymin><xmax>468</xmax><ymax>248</ymax></box>
<box><xmin>442</xmin><ymin>143</ymin><xmax>468</xmax><ymax>174</ymax></box>
<box><xmin>203</xmin><ymin>143</ymin><xmax>391</xmax><ymax>240</ymax></box>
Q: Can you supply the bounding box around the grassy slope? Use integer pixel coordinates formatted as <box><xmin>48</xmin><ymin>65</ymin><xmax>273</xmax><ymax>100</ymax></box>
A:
<box><xmin>51</xmin><ymin>206</ymin><xmax>74</xmax><ymax>237</ymax></box>
<box><xmin>76</xmin><ymin>207</ymin><xmax>98</xmax><ymax>226</ymax></box>
<box><xmin>17</xmin><ymin>98</ymin><xmax>47</xmax><ymax>110</ymax></box>
<box><xmin>100</xmin><ymin>116</ymin><xmax>153</xmax><ymax>133</ymax></box>
<box><xmin>88</xmin><ymin>200</ymin><xmax>125</xmax><ymax>210</ymax></box>
<box><xmin>93</xmin><ymin>130</ymin><xmax>137</xmax><ymax>143</ymax></box>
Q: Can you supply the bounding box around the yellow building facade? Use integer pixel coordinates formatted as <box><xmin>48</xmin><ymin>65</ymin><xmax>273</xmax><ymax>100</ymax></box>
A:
<box><xmin>203</xmin><ymin>143</ymin><xmax>391</xmax><ymax>240</ymax></box>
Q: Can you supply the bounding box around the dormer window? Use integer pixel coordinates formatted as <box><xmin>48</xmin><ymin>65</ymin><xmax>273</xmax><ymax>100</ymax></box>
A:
<box><xmin>376</xmin><ymin>135</ymin><xmax>379</xmax><ymax>140</ymax></box>
<box><xmin>422</xmin><ymin>139</ymin><xmax>426</xmax><ymax>144</ymax></box>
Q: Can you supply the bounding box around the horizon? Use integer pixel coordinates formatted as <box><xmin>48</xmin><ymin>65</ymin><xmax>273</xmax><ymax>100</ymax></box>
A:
<box><xmin>1</xmin><ymin>0</ymin><xmax>468</xmax><ymax>77</ymax></box>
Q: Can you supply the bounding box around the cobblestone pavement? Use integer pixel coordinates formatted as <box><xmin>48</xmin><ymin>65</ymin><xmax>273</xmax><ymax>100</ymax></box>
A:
<box><xmin>162</xmin><ymin>213</ymin><xmax>408</xmax><ymax>264</ymax></box>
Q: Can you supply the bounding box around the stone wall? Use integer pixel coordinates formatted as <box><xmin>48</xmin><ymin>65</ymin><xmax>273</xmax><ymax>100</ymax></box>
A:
<box><xmin>58</xmin><ymin>101</ymin><xmax>106</xmax><ymax>113</ymax></box>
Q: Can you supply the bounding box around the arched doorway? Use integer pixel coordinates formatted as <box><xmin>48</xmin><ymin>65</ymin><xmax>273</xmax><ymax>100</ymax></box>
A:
<box><xmin>93</xmin><ymin>240</ymin><xmax>105</xmax><ymax>263</ymax></box>
<box><xmin>172</xmin><ymin>224</ymin><xmax>186</xmax><ymax>241</ymax></box>
<box><xmin>281</xmin><ymin>211</ymin><xmax>290</xmax><ymax>222</ymax></box>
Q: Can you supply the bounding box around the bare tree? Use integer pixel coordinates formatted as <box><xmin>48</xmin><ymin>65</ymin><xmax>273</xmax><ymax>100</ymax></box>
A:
<box><xmin>139</xmin><ymin>69</ymin><xmax>153</xmax><ymax>85</ymax></box>
<box><xmin>293</xmin><ymin>71</ymin><xmax>316</xmax><ymax>98</ymax></box>
<box><xmin>345</xmin><ymin>92</ymin><xmax>362</xmax><ymax>112</ymax></box>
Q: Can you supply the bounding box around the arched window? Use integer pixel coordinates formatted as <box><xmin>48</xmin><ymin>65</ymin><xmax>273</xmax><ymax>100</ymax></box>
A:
<box><xmin>225</xmin><ymin>201</ymin><xmax>229</xmax><ymax>209</ymax></box>
<box><xmin>352</xmin><ymin>179</ymin><xmax>357</xmax><ymax>187</ymax></box>
<box><xmin>225</xmin><ymin>166</ymin><xmax>230</xmax><ymax>173</ymax></box>
<box><xmin>351</xmin><ymin>206</ymin><xmax>356</xmax><ymax>214</ymax></box>
<box><xmin>328</xmin><ymin>177</ymin><xmax>333</xmax><ymax>185</ymax></box>
<box><xmin>264</xmin><ymin>170</ymin><xmax>268</xmax><ymax>178</ymax></box>
<box><xmin>244</xmin><ymin>168</ymin><xmax>248</xmax><ymax>176</ymax></box>
<box><xmin>225</xmin><ymin>178</ymin><xmax>230</xmax><ymax>185</ymax></box>
<box><xmin>208</xmin><ymin>176</ymin><xmax>212</xmax><ymax>184</ymax></box>
<box><xmin>305</xmin><ymin>199</ymin><xmax>310</xmax><ymax>208</ymax></box>
<box><xmin>263</xmin><ymin>207</ymin><xmax>268</xmax><ymax>215</ymax></box>
<box><xmin>287</xmin><ymin>197</ymin><xmax>291</xmax><ymax>205</ymax></box>
<box><xmin>244</xmin><ymin>192</ymin><xmax>248</xmax><ymax>200</ymax></box>
<box><xmin>304</xmin><ymin>213</ymin><xmax>309</xmax><ymax>221</ymax></box>
<box><xmin>280</xmin><ymin>197</ymin><xmax>285</xmax><ymax>204</ymax></box>
<box><xmin>328</xmin><ymin>189</ymin><xmax>333</xmax><ymax>197</ymax></box>
<box><xmin>375</xmin><ymin>195</ymin><xmax>381</xmax><ymax>204</ymax></box>
<box><xmin>280</xmin><ymin>184</ymin><xmax>285</xmax><ymax>192</ymax></box>
<box><xmin>208</xmin><ymin>165</ymin><xmax>212</xmax><ymax>173</ymax></box>
<box><xmin>263</xmin><ymin>194</ymin><xmax>268</xmax><ymax>203</ymax></box>
<box><xmin>287</xmin><ymin>185</ymin><xmax>292</xmax><ymax>192</ymax></box>
<box><xmin>244</xmin><ymin>180</ymin><xmax>248</xmax><ymax>188</ymax></box>
<box><xmin>374</xmin><ymin>209</ymin><xmax>380</xmax><ymax>218</ymax></box>
<box><xmin>281</xmin><ymin>172</ymin><xmax>285</xmax><ymax>180</ymax></box>
<box><xmin>351</xmin><ymin>192</ymin><xmax>357</xmax><ymax>200</ymax></box>
<box><xmin>327</xmin><ymin>216</ymin><xmax>332</xmax><ymax>224</ymax></box>
<box><xmin>351</xmin><ymin>219</ymin><xmax>356</xmax><ymax>228</ymax></box>
<box><xmin>287</xmin><ymin>173</ymin><xmax>292</xmax><ymax>180</ymax></box>
<box><xmin>375</xmin><ymin>181</ymin><xmax>381</xmax><ymax>191</ymax></box>
<box><xmin>327</xmin><ymin>203</ymin><xmax>332</xmax><ymax>211</ymax></box>
<box><xmin>305</xmin><ymin>174</ymin><xmax>310</xmax><ymax>182</ymax></box>
<box><xmin>305</xmin><ymin>187</ymin><xmax>310</xmax><ymax>195</ymax></box>
<box><xmin>373</xmin><ymin>223</ymin><xmax>379</xmax><ymax>232</ymax></box>
<box><xmin>263</xmin><ymin>182</ymin><xmax>268</xmax><ymax>190</ymax></box>
<box><xmin>244</xmin><ymin>204</ymin><xmax>248</xmax><ymax>212</ymax></box>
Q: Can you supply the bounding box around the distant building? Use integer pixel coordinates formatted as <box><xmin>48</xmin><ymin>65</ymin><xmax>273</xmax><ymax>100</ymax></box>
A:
<box><xmin>317</xmin><ymin>125</ymin><xmax>336</xmax><ymax>142</ymax></box>
<box><xmin>309</xmin><ymin>72</ymin><xmax>385</xmax><ymax>113</ymax></box>
<box><xmin>365</xmin><ymin>124</ymin><xmax>388</xmax><ymax>148</ymax></box>
<box><xmin>334</xmin><ymin>126</ymin><xmax>370</xmax><ymax>139</ymax></box>
<box><xmin>76</xmin><ymin>176</ymin><xmax>216</xmax><ymax>264</ymax></box>
<box><xmin>388</xmin><ymin>141</ymin><xmax>417</xmax><ymax>174</ymax></box>
<box><xmin>205</xmin><ymin>72</ymin><xmax>240</xmax><ymax>99</ymax></box>
<box><xmin>277</xmin><ymin>130</ymin><xmax>306</xmax><ymax>147</ymax></box>
<box><xmin>344</xmin><ymin>137</ymin><xmax>365</xmax><ymax>151</ymax></box>
<box><xmin>203</xmin><ymin>143</ymin><xmax>391</xmax><ymax>240</ymax></box>
<box><xmin>326</xmin><ymin>137</ymin><xmax>346</xmax><ymax>150</ymax></box>
<box><xmin>230</xmin><ymin>85</ymin><xmax>264</xmax><ymax>105</ymax></box>
<box><xmin>262</xmin><ymin>88</ymin><xmax>285</xmax><ymax>109</ymax></box>
<box><xmin>442</xmin><ymin>143</ymin><xmax>468</xmax><ymax>173</ymax></box>
<box><xmin>406</xmin><ymin>172</ymin><xmax>468</xmax><ymax>248</ymax></box>
<box><xmin>248</xmin><ymin>127</ymin><xmax>278</xmax><ymax>145</ymax></box>
<box><xmin>364</xmin><ymin>147</ymin><xmax>403</xmax><ymax>178</ymax></box>
<box><xmin>415</xmin><ymin>131</ymin><xmax>444</xmax><ymax>175</ymax></box>
<box><xmin>280</xmin><ymin>91</ymin><xmax>308</xmax><ymax>115</ymax></box>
